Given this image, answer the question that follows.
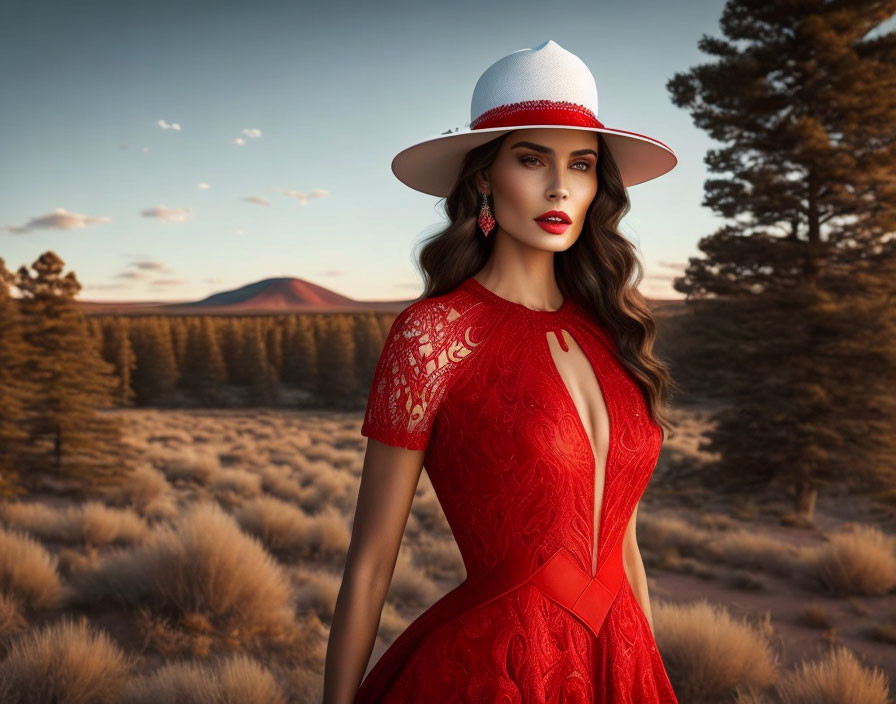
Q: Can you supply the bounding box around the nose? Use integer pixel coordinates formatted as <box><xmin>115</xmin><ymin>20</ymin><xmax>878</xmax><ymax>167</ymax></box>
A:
<box><xmin>546</xmin><ymin>165</ymin><xmax>569</xmax><ymax>200</ymax></box>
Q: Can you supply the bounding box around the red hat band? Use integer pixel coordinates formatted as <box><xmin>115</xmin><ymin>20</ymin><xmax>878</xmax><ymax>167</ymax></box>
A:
<box><xmin>470</xmin><ymin>99</ymin><xmax>605</xmax><ymax>131</ymax></box>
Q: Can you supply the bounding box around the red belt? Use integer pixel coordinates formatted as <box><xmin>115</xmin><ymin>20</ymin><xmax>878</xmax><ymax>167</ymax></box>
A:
<box><xmin>354</xmin><ymin>539</ymin><xmax>626</xmax><ymax>703</ymax></box>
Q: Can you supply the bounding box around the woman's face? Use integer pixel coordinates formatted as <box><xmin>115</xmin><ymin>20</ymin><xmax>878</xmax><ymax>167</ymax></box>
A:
<box><xmin>476</xmin><ymin>128</ymin><xmax>599</xmax><ymax>251</ymax></box>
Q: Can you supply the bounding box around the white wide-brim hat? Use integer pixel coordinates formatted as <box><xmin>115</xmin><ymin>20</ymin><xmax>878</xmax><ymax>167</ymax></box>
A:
<box><xmin>391</xmin><ymin>40</ymin><xmax>678</xmax><ymax>197</ymax></box>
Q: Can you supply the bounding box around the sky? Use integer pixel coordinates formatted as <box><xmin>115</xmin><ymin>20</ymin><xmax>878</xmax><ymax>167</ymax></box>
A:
<box><xmin>2</xmin><ymin>1</ymin><xmax>892</xmax><ymax>303</ymax></box>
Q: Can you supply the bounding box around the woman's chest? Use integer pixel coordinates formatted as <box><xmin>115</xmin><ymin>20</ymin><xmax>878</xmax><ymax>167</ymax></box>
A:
<box><xmin>438</xmin><ymin>318</ymin><xmax>648</xmax><ymax>468</ymax></box>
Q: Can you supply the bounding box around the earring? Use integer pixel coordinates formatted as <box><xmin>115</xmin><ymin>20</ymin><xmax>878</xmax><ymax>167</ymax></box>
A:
<box><xmin>477</xmin><ymin>191</ymin><xmax>495</xmax><ymax>237</ymax></box>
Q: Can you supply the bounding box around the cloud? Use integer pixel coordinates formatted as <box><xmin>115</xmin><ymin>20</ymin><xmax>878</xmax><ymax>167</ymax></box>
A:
<box><xmin>149</xmin><ymin>278</ymin><xmax>188</xmax><ymax>287</ymax></box>
<box><xmin>4</xmin><ymin>207</ymin><xmax>111</xmax><ymax>234</ymax></box>
<box><xmin>157</xmin><ymin>119</ymin><xmax>181</xmax><ymax>130</ymax></box>
<box><xmin>281</xmin><ymin>188</ymin><xmax>330</xmax><ymax>206</ymax></box>
<box><xmin>202</xmin><ymin>277</ymin><xmax>225</xmax><ymax>284</ymax></box>
<box><xmin>130</xmin><ymin>260</ymin><xmax>172</xmax><ymax>273</ymax></box>
<box><xmin>141</xmin><ymin>146</ymin><xmax>150</xmax><ymax>153</ymax></box>
<box><xmin>197</xmin><ymin>182</ymin><xmax>211</xmax><ymax>190</ymax></box>
<box><xmin>232</xmin><ymin>137</ymin><xmax>245</xmax><ymax>146</ymax></box>
<box><xmin>242</xmin><ymin>196</ymin><xmax>270</xmax><ymax>206</ymax></box>
<box><xmin>140</xmin><ymin>206</ymin><xmax>191</xmax><ymax>223</ymax></box>
<box><xmin>83</xmin><ymin>282</ymin><xmax>129</xmax><ymax>291</ymax></box>
<box><xmin>241</xmin><ymin>128</ymin><xmax>263</xmax><ymax>138</ymax></box>
<box><xmin>113</xmin><ymin>259</ymin><xmax>173</xmax><ymax>280</ymax></box>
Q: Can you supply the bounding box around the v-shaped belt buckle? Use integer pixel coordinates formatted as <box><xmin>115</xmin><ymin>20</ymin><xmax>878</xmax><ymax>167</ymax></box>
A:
<box><xmin>527</xmin><ymin>544</ymin><xmax>626</xmax><ymax>640</ymax></box>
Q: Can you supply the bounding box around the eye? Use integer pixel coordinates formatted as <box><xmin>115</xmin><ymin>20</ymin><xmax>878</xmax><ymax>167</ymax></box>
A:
<box><xmin>519</xmin><ymin>155</ymin><xmax>593</xmax><ymax>171</ymax></box>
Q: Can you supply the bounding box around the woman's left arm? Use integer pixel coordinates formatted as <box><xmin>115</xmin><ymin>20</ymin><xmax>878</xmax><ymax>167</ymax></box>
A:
<box><xmin>622</xmin><ymin>501</ymin><xmax>655</xmax><ymax>636</ymax></box>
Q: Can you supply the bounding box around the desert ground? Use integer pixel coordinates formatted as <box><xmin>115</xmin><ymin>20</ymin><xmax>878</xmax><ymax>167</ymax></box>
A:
<box><xmin>0</xmin><ymin>405</ymin><xmax>894</xmax><ymax>703</ymax></box>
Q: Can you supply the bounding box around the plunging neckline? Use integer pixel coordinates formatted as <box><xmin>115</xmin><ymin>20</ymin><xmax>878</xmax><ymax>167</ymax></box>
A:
<box><xmin>462</xmin><ymin>273</ymin><xmax>613</xmax><ymax>579</ymax></box>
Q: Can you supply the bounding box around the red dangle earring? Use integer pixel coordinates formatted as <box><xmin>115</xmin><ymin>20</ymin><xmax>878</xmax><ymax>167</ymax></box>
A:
<box><xmin>477</xmin><ymin>191</ymin><xmax>495</xmax><ymax>237</ymax></box>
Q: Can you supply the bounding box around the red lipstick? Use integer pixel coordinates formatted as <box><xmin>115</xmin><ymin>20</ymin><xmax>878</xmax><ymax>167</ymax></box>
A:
<box><xmin>534</xmin><ymin>210</ymin><xmax>572</xmax><ymax>234</ymax></box>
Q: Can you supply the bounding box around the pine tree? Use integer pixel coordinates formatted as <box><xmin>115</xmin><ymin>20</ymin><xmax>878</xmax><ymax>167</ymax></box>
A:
<box><xmin>14</xmin><ymin>251</ymin><xmax>128</xmax><ymax>490</ymax></box>
<box><xmin>131</xmin><ymin>317</ymin><xmax>179</xmax><ymax>405</ymax></box>
<box><xmin>243</xmin><ymin>318</ymin><xmax>278</xmax><ymax>405</ymax></box>
<box><xmin>667</xmin><ymin>1</ymin><xmax>896</xmax><ymax>517</ymax></box>
<box><xmin>0</xmin><ymin>258</ymin><xmax>33</xmax><ymax>497</ymax></box>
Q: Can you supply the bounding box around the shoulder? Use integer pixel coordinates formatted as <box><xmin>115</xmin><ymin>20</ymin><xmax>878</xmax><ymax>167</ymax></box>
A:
<box><xmin>385</xmin><ymin>284</ymin><xmax>490</xmax><ymax>372</ymax></box>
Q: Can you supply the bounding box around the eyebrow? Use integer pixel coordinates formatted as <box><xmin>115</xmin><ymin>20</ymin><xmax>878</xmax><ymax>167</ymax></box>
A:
<box><xmin>510</xmin><ymin>141</ymin><xmax>598</xmax><ymax>158</ymax></box>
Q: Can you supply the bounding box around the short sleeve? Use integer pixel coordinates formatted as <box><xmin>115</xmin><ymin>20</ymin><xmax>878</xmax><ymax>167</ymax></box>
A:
<box><xmin>361</xmin><ymin>303</ymin><xmax>454</xmax><ymax>451</ymax></box>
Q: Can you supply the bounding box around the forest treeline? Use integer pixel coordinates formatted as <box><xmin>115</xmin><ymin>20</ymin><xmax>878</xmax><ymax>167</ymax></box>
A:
<box><xmin>0</xmin><ymin>251</ymin><xmax>394</xmax><ymax>498</ymax></box>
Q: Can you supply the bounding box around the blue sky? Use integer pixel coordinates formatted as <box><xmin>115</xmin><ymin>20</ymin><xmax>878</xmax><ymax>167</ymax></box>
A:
<box><xmin>2</xmin><ymin>1</ymin><xmax>890</xmax><ymax>303</ymax></box>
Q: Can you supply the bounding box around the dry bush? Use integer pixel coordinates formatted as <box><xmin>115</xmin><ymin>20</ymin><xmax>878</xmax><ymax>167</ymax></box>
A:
<box><xmin>110</xmin><ymin>463</ymin><xmax>172</xmax><ymax>515</ymax></box>
<box><xmin>0</xmin><ymin>501</ymin><xmax>148</xmax><ymax>547</ymax></box>
<box><xmin>292</xmin><ymin>566</ymin><xmax>341</xmax><ymax>624</ymax></box>
<box><xmin>801</xmin><ymin>524</ymin><xmax>896</xmax><ymax>596</ymax></box>
<box><xmin>155</xmin><ymin>446</ymin><xmax>221</xmax><ymax>485</ymax></box>
<box><xmin>236</xmin><ymin>497</ymin><xmax>350</xmax><ymax>562</ymax></box>
<box><xmin>0</xmin><ymin>592</ymin><xmax>27</xmax><ymax>652</ymax></box>
<box><xmin>776</xmin><ymin>645</ymin><xmax>891</xmax><ymax>704</ymax></box>
<box><xmin>637</xmin><ymin>514</ymin><xmax>710</xmax><ymax>559</ymax></box>
<box><xmin>296</xmin><ymin>461</ymin><xmax>351</xmax><ymax>511</ymax></box>
<box><xmin>259</xmin><ymin>465</ymin><xmax>305</xmax><ymax>502</ymax></box>
<box><xmin>123</xmin><ymin>653</ymin><xmax>286</xmax><ymax>704</ymax></box>
<box><xmin>386</xmin><ymin>549</ymin><xmax>440</xmax><ymax>607</ymax></box>
<box><xmin>0</xmin><ymin>527</ymin><xmax>62</xmax><ymax>611</ymax></box>
<box><xmin>412</xmin><ymin>539</ymin><xmax>467</xmax><ymax>582</ymax></box>
<box><xmin>67</xmin><ymin>501</ymin><xmax>296</xmax><ymax>649</ymax></box>
<box><xmin>210</xmin><ymin>467</ymin><xmax>263</xmax><ymax>499</ymax></box>
<box><xmin>796</xmin><ymin>602</ymin><xmax>834</xmax><ymax>630</ymax></box>
<box><xmin>410</xmin><ymin>491</ymin><xmax>452</xmax><ymax>537</ymax></box>
<box><xmin>704</xmin><ymin>529</ymin><xmax>799</xmax><ymax>578</ymax></box>
<box><xmin>378</xmin><ymin>600</ymin><xmax>409</xmax><ymax>643</ymax></box>
<box><xmin>653</xmin><ymin>598</ymin><xmax>780</xmax><ymax>704</ymax></box>
<box><xmin>0</xmin><ymin>616</ymin><xmax>133</xmax><ymax>704</ymax></box>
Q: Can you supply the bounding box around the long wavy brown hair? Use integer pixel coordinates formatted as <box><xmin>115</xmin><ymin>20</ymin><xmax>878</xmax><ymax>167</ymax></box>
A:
<box><xmin>412</xmin><ymin>130</ymin><xmax>678</xmax><ymax>440</ymax></box>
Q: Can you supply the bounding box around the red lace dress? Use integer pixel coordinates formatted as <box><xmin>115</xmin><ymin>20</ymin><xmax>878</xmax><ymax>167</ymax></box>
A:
<box><xmin>355</xmin><ymin>275</ymin><xmax>678</xmax><ymax>703</ymax></box>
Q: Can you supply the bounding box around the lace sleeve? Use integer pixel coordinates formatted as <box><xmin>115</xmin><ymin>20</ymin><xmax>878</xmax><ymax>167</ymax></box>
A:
<box><xmin>361</xmin><ymin>301</ymin><xmax>465</xmax><ymax>451</ymax></box>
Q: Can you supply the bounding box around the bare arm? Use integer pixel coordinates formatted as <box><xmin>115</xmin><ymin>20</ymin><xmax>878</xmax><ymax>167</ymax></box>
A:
<box><xmin>322</xmin><ymin>437</ymin><xmax>424</xmax><ymax>704</ymax></box>
<box><xmin>622</xmin><ymin>501</ymin><xmax>655</xmax><ymax>636</ymax></box>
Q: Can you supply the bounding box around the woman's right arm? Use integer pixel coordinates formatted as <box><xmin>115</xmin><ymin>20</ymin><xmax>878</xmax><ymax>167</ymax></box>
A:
<box><xmin>322</xmin><ymin>437</ymin><xmax>425</xmax><ymax>704</ymax></box>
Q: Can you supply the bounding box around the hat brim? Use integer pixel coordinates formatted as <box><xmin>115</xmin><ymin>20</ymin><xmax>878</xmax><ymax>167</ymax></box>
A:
<box><xmin>391</xmin><ymin>124</ymin><xmax>678</xmax><ymax>197</ymax></box>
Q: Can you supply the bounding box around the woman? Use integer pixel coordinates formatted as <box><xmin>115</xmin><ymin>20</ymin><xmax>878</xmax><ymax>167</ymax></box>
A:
<box><xmin>324</xmin><ymin>40</ymin><xmax>680</xmax><ymax>703</ymax></box>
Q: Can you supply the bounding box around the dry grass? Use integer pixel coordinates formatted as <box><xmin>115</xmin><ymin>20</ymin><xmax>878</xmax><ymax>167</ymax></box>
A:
<box><xmin>800</xmin><ymin>524</ymin><xmax>896</xmax><ymax>596</ymax></box>
<box><xmin>0</xmin><ymin>527</ymin><xmax>62</xmax><ymax>611</ymax></box>
<box><xmin>122</xmin><ymin>653</ymin><xmax>287</xmax><ymax>704</ymax></box>
<box><xmin>0</xmin><ymin>591</ymin><xmax>27</xmax><ymax>651</ymax></box>
<box><xmin>386</xmin><ymin>549</ymin><xmax>441</xmax><ymax>607</ymax></box>
<box><xmin>0</xmin><ymin>500</ymin><xmax>148</xmax><ymax>547</ymax></box>
<box><xmin>0</xmin><ymin>616</ymin><xmax>133</xmax><ymax>704</ymax></box>
<box><xmin>67</xmin><ymin>501</ymin><xmax>297</xmax><ymax>652</ymax></box>
<box><xmin>653</xmin><ymin>598</ymin><xmax>780</xmax><ymax>704</ymax></box>
<box><xmin>705</xmin><ymin>528</ymin><xmax>800</xmax><ymax>578</ymax></box>
<box><xmin>637</xmin><ymin>513</ymin><xmax>711</xmax><ymax>560</ymax></box>
<box><xmin>776</xmin><ymin>645</ymin><xmax>891</xmax><ymax>704</ymax></box>
<box><xmin>236</xmin><ymin>496</ymin><xmax>350</xmax><ymax>561</ymax></box>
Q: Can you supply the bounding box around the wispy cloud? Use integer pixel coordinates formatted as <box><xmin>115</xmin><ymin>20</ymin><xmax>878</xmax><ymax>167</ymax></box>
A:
<box><xmin>113</xmin><ymin>259</ymin><xmax>174</xmax><ymax>280</ymax></box>
<box><xmin>131</xmin><ymin>260</ymin><xmax>173</xmax><ymax>273</ymax></box>
<box><xmin>232</xmin><ymin>137</ymin><xmax>245</xmax><ymax>146</ymax></box>
<box><xmin>197</xmin><ymin>182</ymin><xmax>211</xmax><ymax>190</ymax></box>
<box><xmin>242</xmin><ymin>196</ymin><xmax>270</xmax><ymax>206</ymax></box>
<box><xmin>4</xmin><ymin>207</ymin><xmax>111</xmax><ymax>234</ymax></box>
<box><xmin>157</xmin><ymin>119</ymin><xmax>181</xmax><ymax>130</ymax></box>
<box><xmin>281</xmin><ymin>188</ymin><xmax>330</xmax><ymax>206</ymax></box>
<box><xmin>150</xmin><ymin>278</ymin><xmax>189</xmax><ymax>287</ymax></box>
<box><xmin>140</xmin><ymin>206</ymin><xmax>191</xmax><ymax>223</ymax></box>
